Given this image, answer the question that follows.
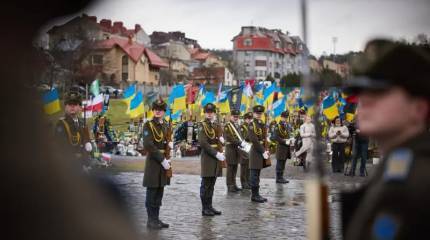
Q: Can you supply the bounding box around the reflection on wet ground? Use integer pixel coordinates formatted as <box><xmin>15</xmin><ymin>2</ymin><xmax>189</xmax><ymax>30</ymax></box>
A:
<box><xmin>114</xmin><ymin>173</ymin><xmax>357</xmax><ymax>240</ymax></box>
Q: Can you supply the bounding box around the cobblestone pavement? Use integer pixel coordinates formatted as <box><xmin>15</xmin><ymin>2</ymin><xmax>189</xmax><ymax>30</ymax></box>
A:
<box><xmin>113</xmin><ymin>165</ymin><xmax>371</xmax><ymax>240</ymax></box>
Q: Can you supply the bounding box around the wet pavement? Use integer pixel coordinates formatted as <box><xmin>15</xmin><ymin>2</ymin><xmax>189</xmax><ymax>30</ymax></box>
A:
<box><xmin>113</xmin><ymin>167</ymin><xmax>371</xmax><ymax>240</ymax></box>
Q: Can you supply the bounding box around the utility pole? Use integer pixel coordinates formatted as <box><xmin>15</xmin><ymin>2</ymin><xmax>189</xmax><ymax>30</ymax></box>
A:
<box><xmin>332</xmin><ymin>36</ymin><xmax>338</xmax><ymax>62</ymax></box>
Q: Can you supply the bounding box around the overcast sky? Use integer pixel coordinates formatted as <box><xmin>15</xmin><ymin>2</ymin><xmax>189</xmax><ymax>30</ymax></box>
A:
<box><xmin>50</xmin><ymin>0</ymin><xmax>430</xmax><ymax>56</ymax></box>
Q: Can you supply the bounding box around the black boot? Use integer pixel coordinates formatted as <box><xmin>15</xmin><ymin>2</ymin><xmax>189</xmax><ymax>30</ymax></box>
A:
<box><xmin>208</xmin><ymin>197</ymin><xmax>221</xmax><ymax>215</ymax></box>
<box><xmin>251</xmin><ymin>187</ymin><xmax>265</xmax><ymax>203</ymax></box>
<box><xmin>228</xmin><ymin>185</ymin><xmax>239</xmax><ymax>193</ymax></box>
<box><xmin>241</xmin><ymin>182</ymin><xmax>251</xmax><ymax>189</ymax></box>
<box><xmin>234</xmin><ymin>185</ymin><xmax>242</xmax><ymax>191</ymax></box>
<box><xmin>201</xmin><ymin>197</ymin><xmax>214</xmax><ymax>216</ymax></box>
<box><xmin>276</xmin><ymin>172</ymin><xmax>289</xmax><ymax>184</ymax></box>
<box><xmin>147</xmin><ymin>207</ymin><xmax>162</xmax><ymax>229</ymax></box>
<box><xmin>155</xmin><ymin>207</ymin><xmax>169</xmax><ymax>228</ymax></box>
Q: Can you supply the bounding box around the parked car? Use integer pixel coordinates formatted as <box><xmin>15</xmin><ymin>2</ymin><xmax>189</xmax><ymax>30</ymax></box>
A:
<box><xmin>100</xmin><ymin>85</ymin><xmax>123</xmax><ymax>97</ymax></box>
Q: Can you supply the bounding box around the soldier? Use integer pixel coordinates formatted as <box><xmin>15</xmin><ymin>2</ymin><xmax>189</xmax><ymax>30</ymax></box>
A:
<box><xmin>198</xmin><ymin>103</ymin><xmax>225</xmax><ymax>216</ymax></box>
<box><xmin>240</xmin><ymin>112</ymin><xmax>253</xmax><ymax>189</ymax></box>
<box><xmin>273</xmin><ymin>111</ymin><xmax>292</xmax><ymax>184</ymax></box>
<box><xmin>224</xmin><ymin>109</ymin><xmax>247</xmax><ymax>192</ymax></box>
<box><xmin>55</xmin><ymin>91</ymin><xmax>92</xmax><ymax>168</ymax></box>
<box><xmin>142</xmin><ymin>99</ymin><xmax>172</xmax><ymax>229</ymax></box>
<box><xmin>342</xmin><ymin>40</ymin><xmax>430</xmax><ymax>239</ymax></box>
<box><xmin>248</xmin><ymin>105</ymin><xmax>270</xmax><ymax>203</ymax></box>
<box><xmin>93</xmin><ymin>112</ymin><xmax>113</xmax><ymax>152</ymax></box>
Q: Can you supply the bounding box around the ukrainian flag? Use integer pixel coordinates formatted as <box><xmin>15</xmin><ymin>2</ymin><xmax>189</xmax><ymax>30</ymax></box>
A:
<box><xmin>169</xmin><ymin>84</ymin><xmax>187</xmax><ymax>112</ymax></box>
<box><xmin>42</xmin><ymin>88</ymin><xmax>61</xmax><ymax>115</ymax></box>
<box><xmin>201</xmin><ymin>91</ymin><xmax>216</xmax><ymax>107</ymax></box>
<box><xmin>322</xmin><ymin>95</ymin><xmax>339</xmax><ymax>120</ymax></box>
<box><xmin>263</xmin><ymin>83</ymin><xmax>275</xmax><ymax>108</ymax></box>
<box><xmin>123</xmin><ymin>85</ymin><xmax>136</xmax><ymax>114</ymax></box>
<box><xmin>129</xmin><ymin>91</ymin><xmax>144</xmax><ymax>119</ymax></box>
<box><xmin>217</xmin><ymin>91</ymin><xmax>230</xmax><ymax>114</ymax></box>
<box><xmin>272</xmin><ymin>97</ymin><xmax>286</xmax><ymax>121</ymax></box>
<box><xmin>166</xmin><ymin>109</ymin><xmax>182</xmax><ymax>123</ymax></box>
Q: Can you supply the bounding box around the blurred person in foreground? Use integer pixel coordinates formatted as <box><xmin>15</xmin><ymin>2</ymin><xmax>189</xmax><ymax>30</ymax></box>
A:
<box><xmin>3</xmin><ymin>1</ymin><xmax>140</xmax><ymax>239</ymax></box>
<box><xmin>342</xmin><ymin>39</ymin><xmax>430</xmax><ymax>240</ymax></box>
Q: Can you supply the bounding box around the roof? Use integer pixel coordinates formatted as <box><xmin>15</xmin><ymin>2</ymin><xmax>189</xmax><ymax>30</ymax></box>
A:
<box><xmin>144</xmin><ymin>48</ymin><xmax>169</xmax><ymax>68</ymax></box>
<box><xmin>95</xmin><ymin>37</ymin><xmax>167</xmax><ymax>68</ymax></box>
<box><xmin>192</xmin><ymin>52</ymin><xmax>212</xmax><ymax>60</ymax></box>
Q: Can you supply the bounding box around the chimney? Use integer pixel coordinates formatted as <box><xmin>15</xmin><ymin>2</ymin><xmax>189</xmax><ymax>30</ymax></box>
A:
<box><xmin>135</xmin><ymin>24</ymin><xmax>142</xmax><ymax>32</ymax></box>
<box><xmin>113</xmin><ymin>21</ymin><xmax>123</xmax><ymax>28</ymax></box>
<box><xmin>100</xmin><ymin>19</ymin><xmax>112</xmax><ymax>29</ymax></box>
<box><xmin>128</xmin><ymin>35</ymin><xmax>133</xmax><ymax>44</ymax></box>
<box><xmin>88</xmin><ymin>16</ymin><xmax>97</xmax><ymax>23</ymax></box>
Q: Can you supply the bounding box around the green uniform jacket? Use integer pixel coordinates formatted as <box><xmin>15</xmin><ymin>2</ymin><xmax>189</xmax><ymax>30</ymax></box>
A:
<box><xmin>343</xmin><ymin>132</ymin><xmax>430</xmax><ymax>240</ymax></box>
<box><xmin>240</xmin><ymin>123</ymin><xmax>251</xmax><ymax>164</ymax></box>
<box><xmin>248</xmin><ymin>119</ymin><xmax>266</xmax><ymax>170</ymax></box>
<box><xmin>55</xmin><ymin>115</ymin><xmax>89</xmax><ymax>163</ymax></box>
<box><xmin>224</xmin><ymin>121</ymin><xmax>242</xmax><ymax>165</ymax></box>
<box><xmin>142</xmin><ymin>118</ymin><xmax>170</xmax><ymax>188</ymax></box>
<box><xmin>273</xmin><ymin>122</ymin><xmax>291</xmax><ymax>161</ymax></box>
<box><xmin>199</xmin><ymin>119</ymin><xmax>222</xmax><ymax>177</ymax></box>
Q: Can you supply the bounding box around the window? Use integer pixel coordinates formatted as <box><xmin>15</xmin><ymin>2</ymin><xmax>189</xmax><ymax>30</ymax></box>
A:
<box><xmin>243</xmin><ymin>38</ymin><xmax>252</xmax><ymax>46</ymax></box>
<box><xmin>92</xmin><ymin>55</ymin><xmax>103</xmax><ymax>65</ymax></box>
<box><xmin>122</xmin><ymin>55</ymin><xmax>129</xmax><ymax>81</ymax></box>
<box><xmin>255</xmin><ymin>60</ymin><xmax>266</xmax><ymax>67</ymax></box>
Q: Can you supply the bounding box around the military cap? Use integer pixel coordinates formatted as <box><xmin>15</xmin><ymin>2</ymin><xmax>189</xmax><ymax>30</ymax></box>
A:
<box><xmin>64</xmin><ymin>91</ymin><xmax>82</xmax><ymax>105</ymax></box>
<box><xmin>253</xmin><ymin>105</ymin><xmax>265</xmax><ymax>113</ymax></box>
<box><xmin>345</xmin><ymin>39</ymin><xmax>430</xmax><ymax>97</ymax></box>
<box><xmin>281</xmin><ymin>111</ymin><xmax>289</xmax><ymax>118</ymax></box>
<box><xmin>204</xmin><ymin>103</ymin><xmax>216</xmax><ymax>113</ymax></box>
<box><xmin>244</xmin><ymin>112</ymin><xmax>253</xmax><ymax>119</ymax></box>
<box><xmin>152</xmin><ymin>99</ymin><xmax>167</xmax><ymax>111</ymax></box>
<box><xmin>231</xmin><ymin>109</ymin><xmax>240</xmax><ymax>116</ymax></box>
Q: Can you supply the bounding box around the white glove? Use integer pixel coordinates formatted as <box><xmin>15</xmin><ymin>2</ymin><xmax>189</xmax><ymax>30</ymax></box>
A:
<box><xmin>216</xmin><ymin>152</ymin><xmax>225</xmax><ymax>161</ymax></box>
<box><xmin>161</xmin><ymin>159</ymin><xmax>171</xmax><ymax>170</ymax></box>
<box><xmin>219</xmin><ymin>136</ymin><xmax>225</xmax><ymax>144</ymax></box>
<box><xmin>266</xmin><ymin>137</ymin><xmax>271</xmax><ymax>143</ymax></box>
<box><xmin>85</xmin><ymin>142</ymin><xmax>93</xmax><ymax>152</ymax></box>
<box><xmin>262</xmin><ymin>151</ymin><xmax>269</xmax><ymax>160</ymax></box>
<box><xmin>285</xmin><ymin>139</ymin><xmax>290</xmax><ymax>145</ymax></box>
<box><xmin>168</xmin><ymin>141</ymin><xmax>174</xmax><ymax>149</ymax></box>
<box><xmin>240</xmin><ymin>141</ymin><xmax>246</xmax><ymax>148</ymax></box>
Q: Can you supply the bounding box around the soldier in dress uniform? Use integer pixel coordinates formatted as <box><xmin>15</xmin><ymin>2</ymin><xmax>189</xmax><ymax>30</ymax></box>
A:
<box><xmin>239</xmin><ymin>112</ymin><xmax>253</xmax><ymax>189</ymax></box>
<box><xmin>55</xmin><ymin>91</ymin><xmax>92</xmax><ymax>168</ymax></box>
<box><xmin>248</xmin><ymin>105</ymin><xmax>270</xmax><ymax>203</ymax></box>
<box><xmin>273</xmin><ymin>111</ymin><xmax>292</xmax><ymax>184</ymax></box>
<box><xmin>142</xmin><ymin>99</ymin><xmax>172</xmax><ymax>229</ymax></box>
<box><xmin>198</xmin><ymin>103</ymin><xmax>225</xmax><ymax>216</ymax></box>
<box><xmin>224</xmin><ymin>109</ymin><xmax>247</xmax><ymax>192</ymax></box>
<box><xmin>342</xmin><ymin>39</ymin><xmax>430</xmax><ymax>240</ymax></box>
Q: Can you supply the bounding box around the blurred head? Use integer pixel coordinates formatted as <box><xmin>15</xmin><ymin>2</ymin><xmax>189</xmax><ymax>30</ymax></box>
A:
<box><xmin>305</xmin><ymin>115</ymin><xmax>312</xmax><ymax>123</ymax></box>
<box><xmin>357</xmin><ymin>87</ymin><xmax>429</xmax><ymax>139</ymax></box>
<box><xmin>334</xmin><ymin>117</ymin><xmax>342</xmax><ymax>126</ymax></box>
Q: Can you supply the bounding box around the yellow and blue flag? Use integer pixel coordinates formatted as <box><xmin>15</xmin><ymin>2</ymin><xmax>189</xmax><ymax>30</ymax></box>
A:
<box><xmin>201</xmin><ymin>91</ymin><xmax>216</xmax><ymax>107</ymax></box>
<box><xmin>42</xmin><ymin>88</ymin><xmax>61</xmax><ymax>115</ymax></box>
<box><xmin>272</xmin><ymin>97</ymin><xmax>286</xmax><ymax>121</ymax></box>
<box><xmin>129</xmin><ymin>91</ymin><xmax>144</xmax><ymax>118</ymax></box>
<box><xmin>169</xmin><ymin>84</ymin><xmax>187</xmax><ymax>112</ymax></box>
<box><xmin>217</xmin><ymin>90</ymin><xmax>230</xmax><ymax>114</ymax></box>
<box><xmin>322</xmin><ymin>95</ymin><xmax>339</xmax><ymax>120</ymax></box>
<box><xmin>263</xmin><ymin>83</ymin><xmax>275</xmax><ymax>108</ymax></box>
<box><xmin>123</xmin><ymin>84</ymin><xmax>136</xmax><ymax>114</ymax></box>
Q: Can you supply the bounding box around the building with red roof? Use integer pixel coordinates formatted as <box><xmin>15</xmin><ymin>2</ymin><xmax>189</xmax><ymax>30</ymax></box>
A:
<box><xmin>232</xmin><ymin>26</ymin><xmax>308</xmax><ymax>82</ymax></box>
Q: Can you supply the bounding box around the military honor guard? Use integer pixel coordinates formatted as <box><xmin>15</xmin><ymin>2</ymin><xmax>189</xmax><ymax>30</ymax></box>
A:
<box><xmin>224</xmin><ymin>109</ymin><xmax>248</xmax><ymax>192</ymax></box>
<box><xmin>142</xmin><ymin>100</ymin><xmax>172</xmax><ymax>229</ymax></box>
<box><xmin>55</xmin><ymin>92</ymin><xmax>92</xmax><ymax>168</ymax></box>
<box><xmin>248</xmin><ymin>105</ymin><xmax>270</xmax><ymax>203</ymax></box>
<box><xmin>198</xmin><ymin>103</ymin><xmax>225</xmax><ymax>216</ymax></box>
<box><xmin>239</xmin><ymin>112</ymin><xmax>253</xmax><ymax>189</ymax></box>
<box><xmin>273</xmin><ymin>111</ymin><xmax>292</xmax><ymax>184</ymax></box>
